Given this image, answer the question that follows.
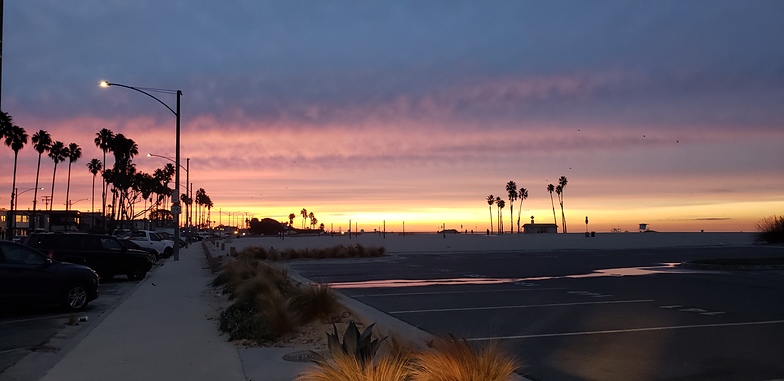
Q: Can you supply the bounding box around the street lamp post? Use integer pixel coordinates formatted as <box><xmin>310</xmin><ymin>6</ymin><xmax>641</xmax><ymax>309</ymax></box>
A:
<box><xmin>100</xmin><ymin>81</ymin><xmax>182</xmax><ymax>261</ymax></box>
<box><xmin>14</xmin><ymin>187</ymin><xmax>44</xmax><ymax>211</ymax></box>
<box><xmin>148</xmin><ymin>153</ymin><xmax>189</xmax><ymax>248</ymax></box>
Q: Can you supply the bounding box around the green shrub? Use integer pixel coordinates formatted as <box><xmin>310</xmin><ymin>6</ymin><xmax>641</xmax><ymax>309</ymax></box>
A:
<box><xmin>757</xmin><ymin>214</ymin><xmax>784</xmax><ymax>243</ymax></box>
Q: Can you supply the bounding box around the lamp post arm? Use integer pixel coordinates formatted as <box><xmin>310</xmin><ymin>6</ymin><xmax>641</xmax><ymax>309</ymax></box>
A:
<box><xmin>103</xmin><ymin>82</ymin><xmax>177</xmax><ymax>116</ymax></box>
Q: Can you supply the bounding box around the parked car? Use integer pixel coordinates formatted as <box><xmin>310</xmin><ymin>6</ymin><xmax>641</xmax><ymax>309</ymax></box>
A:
<box><xmin>23</xmin><ymin>232</ymin><xmax>153</xmax><ymax>281</ymax></box>
<box><xmin>129</xmin><ymin>230</ymin><xmax>174</xmax><ymax>258</ymax></box>
<box><xmin>154</xmin><ymin>230</ymin><xmax>186</xmax><ymax>247</ymax></box>
<box><xmin>0</xmin><ymin>240</ymin><xmax>99</xmax><ymax>311</ymax></box>
<box><xmin>120</xmin><ymin>239</ymin><xmax>159</xmax><ymax>263</ymax></box>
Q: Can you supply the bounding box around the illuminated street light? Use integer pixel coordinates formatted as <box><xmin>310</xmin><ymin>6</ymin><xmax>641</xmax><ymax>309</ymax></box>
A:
<box><xmin>14</xmin><ymin>187</ymin><xmax>44</xmax><ymax>210</ymax></box>
<box><xmin>100</xmin><ymin>80</ymin><xmax>182</xmax><ymax>261</ymax></box>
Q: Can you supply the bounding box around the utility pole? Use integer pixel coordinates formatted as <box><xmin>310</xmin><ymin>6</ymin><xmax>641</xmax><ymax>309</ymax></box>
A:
<box><xmin>42</xmin><ymin>196</ymin><xmax>52</xmax><ymax>211</ymax></box>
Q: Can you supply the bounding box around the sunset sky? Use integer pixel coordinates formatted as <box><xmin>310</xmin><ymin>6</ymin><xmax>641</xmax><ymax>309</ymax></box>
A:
<box><xmin>3</xmin><ymin>1</ymin><xmax>783</xmax><ymax>233</ymax></box>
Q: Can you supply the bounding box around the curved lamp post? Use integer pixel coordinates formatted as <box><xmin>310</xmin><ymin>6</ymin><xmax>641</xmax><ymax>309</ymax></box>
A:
<box><xmin>100</xmin><ymin>81</ymin><xmax>182</xmax><ymax>261</ymax></box>
<box><xmin>14</xmin><ymin>187</ymin><xmax>44</xmax><ymax>210</ymax></box>
<box><xmin>148</xmin><ymin>153</ymin><xmax>190</xmax><ymax>248</ymax></box>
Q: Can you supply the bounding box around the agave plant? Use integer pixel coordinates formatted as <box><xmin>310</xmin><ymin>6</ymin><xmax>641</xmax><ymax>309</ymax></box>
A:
<box><xmin>323</xmin><ymin>321</ymin><xmax>387</xmax><ymax>369</ymax></box>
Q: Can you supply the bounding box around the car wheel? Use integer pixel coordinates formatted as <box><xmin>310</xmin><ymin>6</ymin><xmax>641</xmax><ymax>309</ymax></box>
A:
<box><xmin>127</xmin><ymin>264</ymin><xmax>147</xmax><ymax>281</ymax></box>
<box><xmin>63</xmin><ymin>283</ymin><xmax>89</xmax><ymax>311</ymax></box>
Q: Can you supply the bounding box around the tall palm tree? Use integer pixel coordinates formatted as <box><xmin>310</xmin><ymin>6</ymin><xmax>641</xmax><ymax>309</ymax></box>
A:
<box><xmin>288</xmin><ymin>213</ymin><xmax>296</xmax><ymax>227</ymax></box>
<box><xmin>4</xmin><ymin>123</ymin><xmax>28</xmax><ymax>238</ymax></box>
<box><xmin>558</xmin><ymin>176</ymin><xmax>568</xmax><ymax>233</ymax></box>
<box><xmin>506</xmin><ymin>181</ymin><xmax>517</xmax><ymax>234</ymax></box>
<box><xmin>5</xmin><ymin>125</ymin><xmax>28</xmax><ymax>207</ymax></box>
<box><xmin>547</xmin><ymin>184</ymin><xmax>557</xmax><ymax>225</ymax></box>
<box><xmin>516</xmin><ymin>187</ymin><xmax>528</xmax><ymax>233</ymax></box>
<box><xmin>64</xmin><ymin>143</ymin><xmax>82</xmax><ymax>210</ymax></box>
<box><xmin>300</xmin><ymin>208</ymin><xmax>308</xmax><ymax>229</ymax></box>
<box><xmin>31</xmin><ymin>130</ymin><xmax>52</xmax><ymax>229</ymax></box>
<box><xmin>308</xmin><ymin>212</ymin><xmax>315</xmax><ymax>229</ymax></box>
<box><xmin>486</xmin><ymin>194</ymin><xmax>495</xmax><ymax>234</ymax></box>
<box><xmin>48</xmin><ymin>141</ymin><xmax>67</xmax><ymax>211</ymax></box>
<box><xmin>87</xmin><ymin>159</ymin><xmax>103</xmax><ymax>214</ymax></box>
<box><xmin>496</xmin><ymin>198</ymin><xmax>505</xmax><ymax>234</ymax></box>
<box><xmin>94</xmin><ymin>128</ymin><xmax>115</xmax><ymax>224</ymax></box>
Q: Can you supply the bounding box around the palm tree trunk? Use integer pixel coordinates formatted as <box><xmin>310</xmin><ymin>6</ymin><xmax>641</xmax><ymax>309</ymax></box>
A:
<box><xmin>488</xmin><ymin>206</ymin><xmax>493</xmax><ymax>234</ymax></box>
<box><xmin>509</xmin><ymin>204</ymin><xmax>514</xmax><ymax>235</ymax></box>
<box><xmin>550</xmin><ymin>194</ymin><xmax>557</xmax><ymax>225</ymax></box>
<box><xmin>50</xmin><ymin>163</ymin><xmax>58</xmax><ymax>211</ymax></box>
<box><xmin>32</xmin><ymin>153</ymin><xmax>43</xmax><ymax>230</ymax></box>
<box><xmin>101</xmin><ymin>151</ymin><xmax>106</xmax><ymax>229</ymax></box>
<box><xmin>65</xmin><ymin>162</ymin><xmax>73</xmax><ymax>211</ymax></box>
<box><xmin>91</xmin><ymin>175</ymin><xmax>96</xmax><ymax>214</ymax></box>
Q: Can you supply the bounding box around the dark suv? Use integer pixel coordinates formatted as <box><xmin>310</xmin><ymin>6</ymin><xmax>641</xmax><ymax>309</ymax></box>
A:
<box><xmin>23</xmin><ymin>233</ymin><xmax>153</xmax><ymax>281</ymax></box>
<box><xmin>0</xmin><ymin>241</ymin><xmax>99</xmax><ymax>311</ymax></box>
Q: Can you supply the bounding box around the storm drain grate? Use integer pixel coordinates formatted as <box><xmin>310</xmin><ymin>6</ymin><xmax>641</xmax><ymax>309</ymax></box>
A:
<box><xmin>282</xmin><ymin>350</ymin><xmax>324</xmax><ymax>362</ymax></box>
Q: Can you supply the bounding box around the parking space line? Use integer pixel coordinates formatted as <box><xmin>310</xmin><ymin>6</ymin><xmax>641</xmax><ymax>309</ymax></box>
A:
<box><xmin>390</xmin><ymin>299</ymin><xmax>654</xmax><ymax>314</ymax></box>
<box><xmin>465</xmin><ymin>319</ymin><xmax>784</xmax><ymax>341</ymax></box>
<box><xmin>352</xmin><ymin>287</ymin><xmax>566</xmax><ymax>298</ymax></box>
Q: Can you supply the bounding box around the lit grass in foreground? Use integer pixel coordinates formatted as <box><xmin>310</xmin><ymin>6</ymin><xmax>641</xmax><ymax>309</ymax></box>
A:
<box><xmin>299</xmin><ymin>329</ymin><xmax>520</xmax><ymax>381</ymax></box>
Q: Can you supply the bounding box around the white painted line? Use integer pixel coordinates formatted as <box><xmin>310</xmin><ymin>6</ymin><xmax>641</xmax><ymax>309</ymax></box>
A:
<box><xmin>680</xmin><ymin>308</ymin><xmax>707</xmax><ymax>313</ymax></box>
<box><xmin>465</xmin><ymin>320</ymin><xmax>784</xmax><ymax>341</ymax></box>
<box><xmin>352</xmin><ymin>287</ymin><xmax>566</xmax><ymax>298</ymax></box>
<box><xmin>390</xmin><ymin>299</ymin><xmax>655</xmax><ymax>314</ymax></box>
<box><xmin>659</xmin><ymin>305</ymin><xmax>682</xmax><ymax>309</ymax></box>
<box><xmin>701</xmin><ymin>312</ymin><xmax>725</xmax><ymax>316</ymax></box>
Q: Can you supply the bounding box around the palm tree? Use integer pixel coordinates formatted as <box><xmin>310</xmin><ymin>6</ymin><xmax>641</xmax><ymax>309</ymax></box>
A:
<box><xmin>516</xmin><ymin>187</ymin><xmax>528</xmax><ymax>233</ymax></box>
<box><xmin>94</xmin><ymin>128</ymin><xmax>115</xmax><ymax>224</ymax></box>
<box><xmin>87</xmin><ymin>159</ymin><xmax>103</xmax><ymax>214</ymax></box>
<box><xmin>64</xmin><ymin>143</ymin><xmax>82</xmax><ymax>210</ymax></box>
<box><xmin>547</xmin><ymin>184</ymin><xmax>557</xmax><ymax>225</ymax></box>
<box><xmin>486</xmin><ymin>194</ymin><xmax>495</xmax><ymax>234</ymax></box>
<box><xmin>300</xmin><ymin>208</ymin><xmax>308</xmax><ymax>229</ymax></box>
<box><xmin>506</xmin><ymin>181</ymin><xmax>517</xmax><ymax>234</ymax></box>
<box><xmin>558</xmin><ymin>176</ymin><xmax>568</xmax><ymax>233</ymax></box>
<box><xmin>4</xmin><ymin>123</ymin><xmax>28</xmax><ymax>238</ymax></box>
<box><xmin>496</xmin><ymin>198</ymin><xmax>505</xmax><ymax>234</ymax></box>
<box><xmin>288</xmin><ymin>213</ymin><xmax>296</xmax><ymax>227</ymax></box>
<box><xmin>31</xmin><ymin>130</ymin><xmax>52</xmax><ymax>229</ymax></box>
<box><xmin>48</xmin><ymin>141</ymin><xmax>67</xmax><ymax>211</ymax></box>
<box><xmin>308</xmin><ymin>212</ymin><xmax>315</xmax><ymax>229</ymax></box>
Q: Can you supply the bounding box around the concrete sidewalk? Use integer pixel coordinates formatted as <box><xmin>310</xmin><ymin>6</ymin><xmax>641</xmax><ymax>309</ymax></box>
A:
<box><xmin>34</xmin><ymin>244</ymin><xmax>247</xmax><ymax>381</ymax></box>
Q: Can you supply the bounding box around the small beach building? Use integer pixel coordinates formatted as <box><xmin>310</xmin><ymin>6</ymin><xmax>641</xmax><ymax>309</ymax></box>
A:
<box><xmin>522</xmin><ymin>217</ymin><xmax>558</xmax><ymax>234</ymax></box>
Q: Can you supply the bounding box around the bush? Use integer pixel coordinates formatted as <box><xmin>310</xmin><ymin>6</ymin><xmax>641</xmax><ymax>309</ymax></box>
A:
<box><xmin>757</xmin><ymin>214</ymin><xmax>784</xmax><ymax>243</ymax></box>
<box><xmin>290</xmin><ymin>283</ymin><xmax>342</xmax><ymax>323</ymax></box>
<box><xmin>410</xmin><ymin>335</ymin><xmax>519</xmax><ymax>381</ymax></box>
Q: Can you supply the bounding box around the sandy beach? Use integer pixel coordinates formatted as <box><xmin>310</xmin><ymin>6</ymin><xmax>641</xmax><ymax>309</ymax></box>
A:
<box><xmin>216</xmin><ymin>231</ymin><xmax>759</xmax><ymax>254</ymax></box>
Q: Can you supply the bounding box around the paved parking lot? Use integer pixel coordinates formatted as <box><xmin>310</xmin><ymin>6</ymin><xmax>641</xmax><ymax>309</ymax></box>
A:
<box><xmin>0</xmin><ymin>270</ymin><xmax>153</xmax><ymax>379</ymax></box>
<box><xmin>291</xmin><ymin>246</ymin><xmax>784</xmax><ymax>381</ymax></box>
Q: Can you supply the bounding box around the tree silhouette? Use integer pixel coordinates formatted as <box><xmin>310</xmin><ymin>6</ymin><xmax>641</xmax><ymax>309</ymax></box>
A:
<box><xmin>94</xmin><ymin>128</ymin><xmax>115</xmax><ymax>223</ymax></box>
<box><xmin>496</xmin><ymin>198</ymin><xmax>505</xmax><ymax>234</ymax></box>
<box><xmin>547</xmin><ymin>183</ymin><xmax>557</xmax><ymax>226</ymax></box>
<box><xmin>308</xmin><ymin>211</ymin><xmax>315</xmax><ymax>229</ymax></box>
<box><xmin>486</xmin><ymin>194</ymin><xmax>495</xmax><ymax>234</ymax></box>
<box><xmin>506</xmin><ymin>181</ymin><xmax>517</xmax><ymax>234</ymax></box>
<box><xmin>87</xmin><ymin>159</ymin><xmax>103</xmax><ymax>214</ymax></box>
<box><xmin>48</xmin><ymin>141</ymin><xmax>67</xmax><ymax>211</ymax></box>
<box><xmin>558</xmin><ymin>176</ymin><xmax>568</xmax><ymax>233</ymax></box>
<box><xmin>288</xmin><ymin>213</ymin><xmax>295</xmax><ymax>226</ymax></box>
<box><xmin>31</xmin><ymin>130</ymin><xmax>52</xmax><ymax>229</ymax></box>
<box><xmin>300</xmin><ymin>208</ymin><xmax>308</xmax><ymax>229</ymax></box>
<box><xmin>4</xmin><ymin>120</ymin><xmax>28</xmax><ymax>238</ymax></box>
<box><xmin>64</xmin><ymin>143</ymin><xmax>82</xmax><ymax>210</ymax></box>
<box><xmin>516</xmin><ymin>187</ymin><xmax>528</xmax><ymax>233</ymax></box>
